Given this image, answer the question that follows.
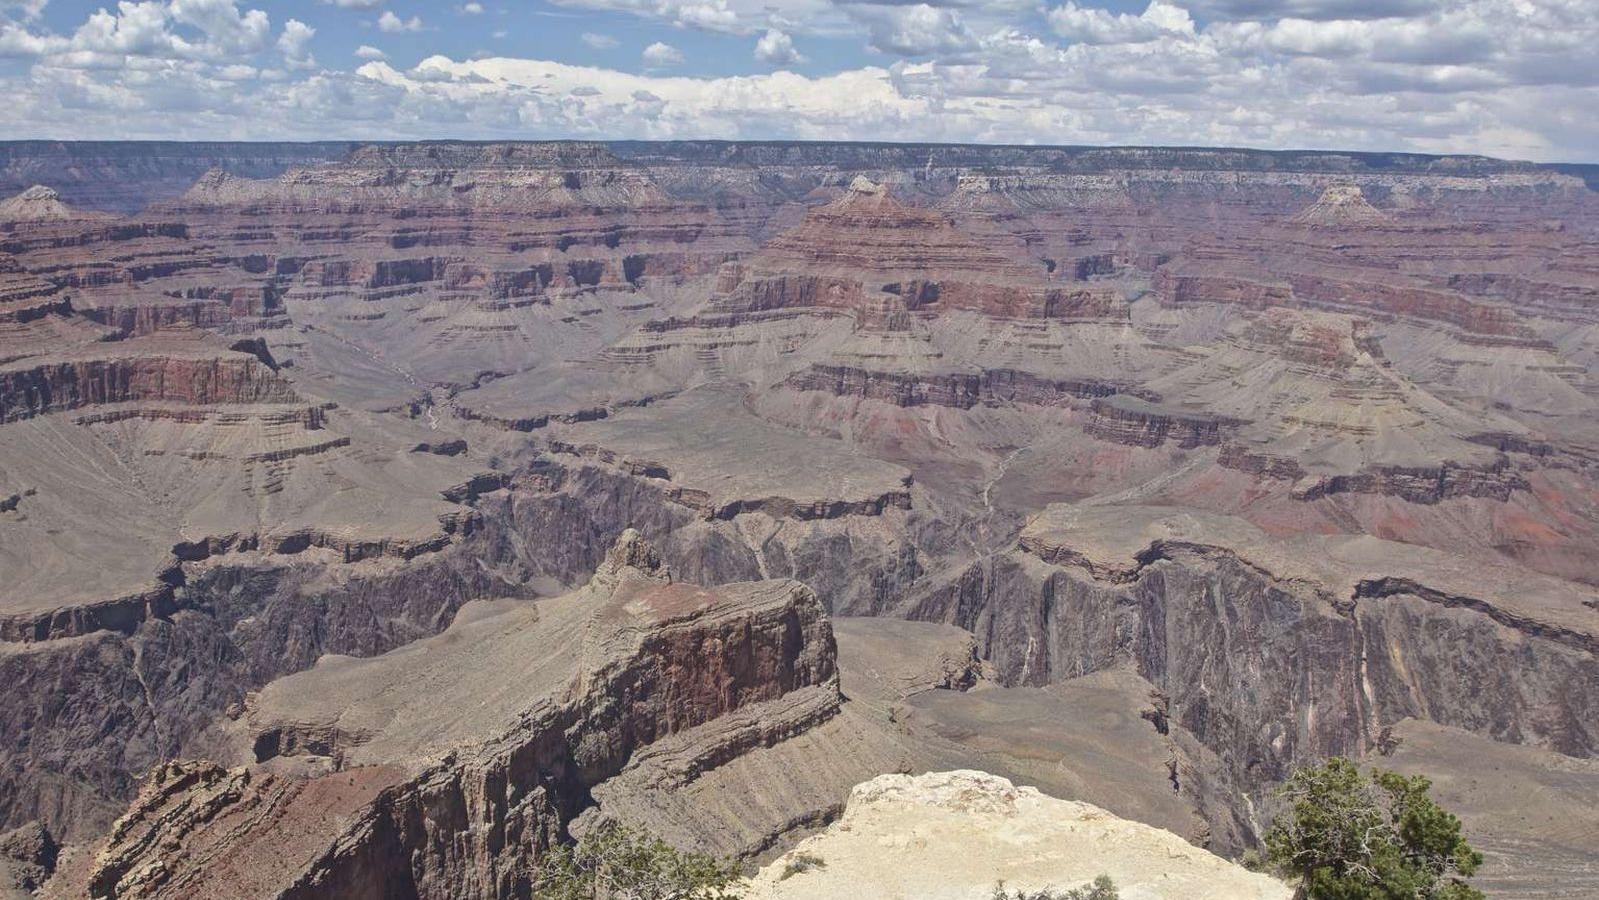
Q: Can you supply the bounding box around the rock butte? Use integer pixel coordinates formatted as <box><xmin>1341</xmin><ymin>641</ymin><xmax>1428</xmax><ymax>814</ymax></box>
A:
<box><xmin>0</xmin><ymin>141</ymin><xmax>1594</xmax><ymax>898</ymax></box>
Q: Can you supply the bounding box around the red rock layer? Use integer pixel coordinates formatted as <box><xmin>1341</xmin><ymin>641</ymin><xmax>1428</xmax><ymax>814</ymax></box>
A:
<box><xmin>0</xmin><ymin>348</ymin><xmax>296</xmax><ymax>423</ymax></box>
<box><xmin>1084</xmin><ymin>397</ymin><xmax>1243</xmax><ymax>449</ymax></box>
<box><xmin>785</xmin><ymin>364</ymin><xmax>1136</xmax><ymax>409</ymax></box>
<box><xmin>713</xmin><ymin>180</ymin><xmax>1123</xmax><ymax>323</ymax></box>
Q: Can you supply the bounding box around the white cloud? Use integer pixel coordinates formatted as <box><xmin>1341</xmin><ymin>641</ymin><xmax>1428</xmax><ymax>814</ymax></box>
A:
<box><xmin>754</xmin><ymin>28</ymin><xmax>803</xmax><ymax>65</ymax></box>
<box><xmin>1234</xmin><ymin>11</ymin><xmax>1496</xmax><ymax>66</ymax></box>
<box><xmin>169</xmin><ymin>0</ymin><xmax>272</xmax><ymax>54</ymax></box>
<box><xmin>550</xmin><ymin>0</ymin><xmax>842</xmax><ymax>36</ymax></box>
<box><xmin>1048</xmin><ymin>0</ymin><xmax>1194</xmax><ymax>45</ymax></box>
<box><xmin>69</xmin><ymin>3</ymin><xmax>206</xmax><ymax>60</ymax></box>
<box><xmin>355</xmin><ymin>43</ymin><xmax>385</xmax><ymax>59</ymax></box>
<box><xmin>458</xmin><ymin>2</ymin><xmax>484</xmax><ymax>14</ymax></box>
<box><xmin>2</xmin><ymin>0</ymin><xmax>275</xmax><ymax>65</ymax></box>
<box><xmin>377</xmin><ymin>10</ymin><xmax>422</xmax><ymax>33</ymax></box>
<box><xmin>857</xmin><ymin>4</ymin><xmax>975</xmax><ymax>56</ymax></box>
<box><xmin>353</xmin><ymin>54</ymin><xmax>929</xmax><ymax>140</ymax></box>
<box><xmin>581</xmin><ymin>32</ymin><xmax>618</xmax><ymax>49</ymax></box>
<box><xmin>277</xmin><ymin>17</ymin><xmax>314</xmax><ymax>69</ymax></box>
<box><xmin>641</xmin><ymin>40</ymin><xmax>682</xmax><ymax>67</ymax></box>
<box><xmin>5</xmin><ymin>0</ymin><xmax>49</xmax><ymax>21</ymax></box>
<box><xmin>0</xmin><ymin>0</ymin><xmax>1595</xmax><ymax>162</ymax></box>
<box><xmin>1187</xmin><ymin>0</ymin><xmax>1434</xmax><ymax>21</ymax></box>
<box><xmin>0</xmin><ymin>22</ymin><xmax>66</xmax><ymax>56</ymax></box>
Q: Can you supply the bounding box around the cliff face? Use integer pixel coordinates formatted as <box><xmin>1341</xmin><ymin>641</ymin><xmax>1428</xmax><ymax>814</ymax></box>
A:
<box><xmin>0</xmin><ymin>537</ymin><xmax>523</xmax><ymax>840</ymax></box>
<box><xmin>5</xmin><ymin>138</ymin><xmax>1593</xmax><ymax>216</ymax></box>
<box><xmin>0</xmin><ymin>349</ymin><xmax>297</xmax><ymax>423</ymax></box>
<box><xmin>0</xmin><ymin>143</ymin><xmax>353</xmax><ymax>214</ymax></box>
<box><xmin>1082</xmin><ymin>397</ymin><xmax>1241</xmax><ymax>449</ymax></box>
<box><xmin>178</xmin><ymin>143</ymin><xmax>671</xmax><ymax>215</ymax></box>
<box><xmin>784</xmin><ymin>364</ymin><xmax>1130</xmax><ymax>409</ymax></box>
<box><xmin>985</xmin><ymin>506</ymin><xmax>1599</xmax><ymax>809</ymax></box>
<box><xmin>72</xmin><ymin>532</ymin><xmax>841</xmax><ymax>900</ymax></box>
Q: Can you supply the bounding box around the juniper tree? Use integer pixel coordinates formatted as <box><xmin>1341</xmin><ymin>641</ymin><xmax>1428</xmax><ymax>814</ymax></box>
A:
<box><xmin>1265</xmin><ymin>757</ymin><xmax>1483</xmax><ymax>900</ymax></box>
<box><xmin>532</xmin><ymin>822</ymin><xmax>743</xmax><ymax>900</ymax></box>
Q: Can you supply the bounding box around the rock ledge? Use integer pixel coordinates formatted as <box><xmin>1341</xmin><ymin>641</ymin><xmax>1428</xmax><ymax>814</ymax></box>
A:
<box><xmin>747</xmin><ymin>770</ymin><xmax>1290</xmax><ymax>900</ymax></box>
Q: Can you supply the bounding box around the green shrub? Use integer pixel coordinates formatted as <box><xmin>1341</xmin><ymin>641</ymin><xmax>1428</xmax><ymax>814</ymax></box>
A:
<box><xmin>1238</xmin><ymin>847</ymin><xmax>1269</xmax><ymax>872</ymax></box>
<box><xmin>778</xmin><ymin>851</ymin><xmax>827</xmax><ymax>881</ymax></box>
<box><xmin>532</xmin><ymin>822</ymin><xmax>743</xmax><ymax>899</ymax></box>
<box><xmin>990</xmin><ymin>874</ymin><xmax>1119</xmax><ymax>900</ymax></box>
<box><xmin>1264</xmin><ymin>757</ymin><xmax>1484</xmax><ymax>900</ymax></box>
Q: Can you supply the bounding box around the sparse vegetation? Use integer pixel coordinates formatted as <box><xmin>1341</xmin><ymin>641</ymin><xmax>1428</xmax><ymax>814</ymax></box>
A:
<box><xmin>532</xmin><ymin>822</ymin><xmax>743</xmax><ymax>900</ymax></box>
<box><xmin>1265</xmin><ymin>757</ymin><xmax>1484</xmax><ymax>900</ymax></box>
<box><xmin>990</xmin><ymin>874</ymin><xmax>1119</xmax><ymax>900</ymax></box>
<box><xmin>778</xmin><ymin>851</ymin><xmax>827</xmax><ymax>880</ymax></box>
<box><xmin>1238</xmin><ymin>847</ymin><xmax>1270</xmax><ymax>872</ymax></box>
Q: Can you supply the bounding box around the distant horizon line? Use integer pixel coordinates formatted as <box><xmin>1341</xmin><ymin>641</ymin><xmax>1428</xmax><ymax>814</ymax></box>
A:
<box><xmin>1</xmin><ymin>136</ymin><xmax>1596</xmax><ymax>168</ymax></box>
<box><xmin>0</xmin><ymin>137</ymin><xmax>1594</xmax><ymax>171</ymax></box>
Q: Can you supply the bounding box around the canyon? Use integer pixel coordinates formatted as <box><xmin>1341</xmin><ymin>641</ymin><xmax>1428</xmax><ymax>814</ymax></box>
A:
<box><xmin>0</xmin><ymin>140</ymin><xmax>1595</xmax><ymax>898</ymax></box>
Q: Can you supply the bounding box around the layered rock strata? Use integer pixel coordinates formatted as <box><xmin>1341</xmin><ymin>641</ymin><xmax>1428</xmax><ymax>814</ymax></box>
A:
<box><xmin>0</xmin><ymin>139</ymin><xmax>1595</xmax><ymax>898</ymax></box>
<box><xmin>68</xmin><ymin>532</ymin><xmax>839</xmax><ymax>900</ymax></box>
<box><xmin>993</xmin><ymin>505</ymin><xmax>1599</xmax><ymax>799</ymax></box>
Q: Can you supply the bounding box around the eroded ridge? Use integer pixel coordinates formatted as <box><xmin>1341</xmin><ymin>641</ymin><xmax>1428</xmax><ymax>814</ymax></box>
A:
<box><xmin>71</xmin><ymin>531</ymin><xmax>840</xmax><ymax>900</ymax></box>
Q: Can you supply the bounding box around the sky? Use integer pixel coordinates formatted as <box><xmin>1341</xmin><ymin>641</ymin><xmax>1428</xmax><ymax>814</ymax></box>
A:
<box><xmin>0</xmin><ymin>0</ymin><xmax>1594</xmax><ymax>161</ymax></box>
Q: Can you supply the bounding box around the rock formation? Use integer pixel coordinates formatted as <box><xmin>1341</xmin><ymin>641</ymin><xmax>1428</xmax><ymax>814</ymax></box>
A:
<box><xmin>0</xmin><ymin>186</ymin><xmax>91</xmax><ymax>224</ymax></box>
<box><xmin>55</xmin><ymin>531</ymin><xmax>837</xmax><ymax>900</ymax></box>
<box><xmin>745</xmin><ymin>771</ymin><xmax>1290</xmax><ymax>899</ymax></box>
<box><xmin>707</xmin><ymin>176</ymin><xmax>1121</xmax><ymax>323</ymax></box>
<box><xmin>0</xmin><ymin>139</ymin><xmax>1594</xmax><ymax>897</ymax></box>
<box><xmin>1</xmin><ymin>822</ymin><xmax>58</xmax><ymax>895</ymax></box>
<box><xmin>1288</xmin><ymin>183</ymin><xmax>1392</xmax><ymax>226</ymax></box>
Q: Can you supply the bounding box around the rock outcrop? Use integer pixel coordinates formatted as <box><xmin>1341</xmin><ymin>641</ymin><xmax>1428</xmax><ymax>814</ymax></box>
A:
<box><xmin>1</xmin><ymin>822</ymin><xmax>58</xmax><ymax>895</ymax></box>
<box><xmin>1288</xmin><ymin>183</ymin><xmax>1392</xmax><ymax>226</ymax></box>
<box><xmin>0</xmin><ymin>186</ymin><xmax>87</xmax><ymax>223</ymax></box>
<box><xmin>745</xmin><ymin>771</ymin><xmax>1290</xmax><ymax>899</ymax></box>
<box><xmin>785</xmin><ymin>364</ymin><xmax>1131</xmax><ymax>409</ymax></box>
<box><xmin>1083</xmin><ymin>396</ymin><xmax>1241</xmax><ymax>449</ymax></box>
<box><xmin>0</xmin><ymin>330</ymin><xmax>298</xmax><ymax>423</ymax></box>
<box><xmin>70</xmin><ymin>532</ymin><xmax>841</xmax><ymax>900</ymax></box>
